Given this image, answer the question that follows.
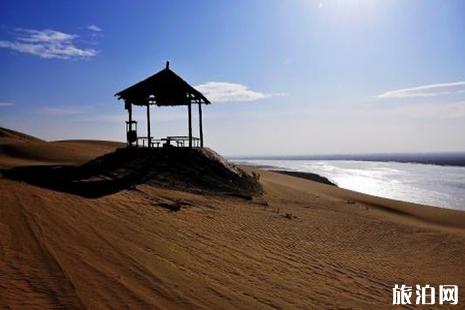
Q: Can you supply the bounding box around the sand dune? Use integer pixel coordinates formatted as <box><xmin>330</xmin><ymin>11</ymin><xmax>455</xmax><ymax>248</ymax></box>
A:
<box><xmin>1</xmin><ymin>129</ymin><xmax>464</xmax><ymax>308</ymax></box>
<box><xmin>0</xmin><ymin>126</ymin><xmax>44</xmax><ymax>143</ymax></box>
<box><xmin>0</xmin><ymin>127</ymin><xmax>123</xmax><ymax>168</ymax></box>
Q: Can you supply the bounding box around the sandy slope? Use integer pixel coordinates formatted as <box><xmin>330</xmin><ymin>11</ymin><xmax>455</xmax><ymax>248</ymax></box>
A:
<box><xmin>1</xmin><ymin>131</ymin><xmax>465</xmax><ymax>308</ymax></box>
<box><xmin>0</xmin><ymin>127</ymin><xmax>123</xmax><ymax>168</ymax></box>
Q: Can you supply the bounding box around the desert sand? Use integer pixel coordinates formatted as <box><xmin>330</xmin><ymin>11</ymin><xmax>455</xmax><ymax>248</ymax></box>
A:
<box><xmin>0</xmin><ymin>127</ymin><xmax>123</xmax><ymax>168</ymax></box>
<box><xmin>1</xmin><ymin>127</ymin><xmax>465</xmax><ymax>309</ymax></box>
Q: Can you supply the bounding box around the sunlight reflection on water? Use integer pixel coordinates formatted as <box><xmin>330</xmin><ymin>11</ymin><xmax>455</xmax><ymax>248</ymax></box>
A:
<box><xmin>239</xmin><ymin>160</ymin><xmax>465</xmax><ymax>211</ymax></box>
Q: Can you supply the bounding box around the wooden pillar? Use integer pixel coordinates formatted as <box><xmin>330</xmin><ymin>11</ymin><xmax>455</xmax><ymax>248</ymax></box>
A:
<box><xmin>146</xmin><ymin>104</ymin><xmax>151</xmax><ymax>148</ymax></box>
<box><xmin>198</xmin><ymin>101</ymin><xmax>203</xmax><ymax>148</ymax></box>
<box><xmin>125</xmin><ymin>101</ymin><xmax>132</xmax><ymax>147</ymax></box>
<box><xmin>128</xmin><ymin>103</ymin><xmax>133</xmax><ymax>147</ymax></box>
<box><xmin>188</xmin><ymin>102</ymin><xmax>192</xmax><ymax>148</ymax></box>
<box><xmin>128</xmin><ymin>103</ymin><xmax>132</xmax><ymax>123</ymax></box>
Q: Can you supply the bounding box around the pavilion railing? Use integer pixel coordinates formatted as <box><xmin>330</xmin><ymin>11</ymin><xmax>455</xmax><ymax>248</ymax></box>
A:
<box><xmin>136</xmin><ymin>136</ymin><xmax>201</xmax><ymax>148</ymax></box>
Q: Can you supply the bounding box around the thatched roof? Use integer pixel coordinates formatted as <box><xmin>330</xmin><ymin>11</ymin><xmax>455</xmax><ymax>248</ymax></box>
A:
<box><xmin>115</xmin><ymin>62</ymin><xmax>210</xmax><ymax>106</ymax></box>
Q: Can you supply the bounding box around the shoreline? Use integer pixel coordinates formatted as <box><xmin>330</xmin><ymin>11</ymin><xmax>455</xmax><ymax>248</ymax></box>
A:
<box><xmin>238</xmin><ymin>162</ymin><xmax>465</xmax><ymax>212</ymax></box>
<box><xmin>249</xmin><ymin>167</ymin><xmax>465</xmax><ymax>229</ymax></box>
<box><xmin>269</xmin><ymin>169</ymin><xmax>337</xmax><ymax>187</ymax></box>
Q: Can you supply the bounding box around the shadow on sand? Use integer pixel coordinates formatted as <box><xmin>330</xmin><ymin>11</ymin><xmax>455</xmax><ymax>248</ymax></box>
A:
<box><xmin>2</xmin><ymin>147</ymin><xmax>262</xmax><ymax>199</ymax></box>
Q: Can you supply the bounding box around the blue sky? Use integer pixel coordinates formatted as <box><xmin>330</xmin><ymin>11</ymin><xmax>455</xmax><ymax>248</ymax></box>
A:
<box><xmin>1</xmin><ymin>0</ymin><xmax>465</xmax><ymax>155</ymax></box>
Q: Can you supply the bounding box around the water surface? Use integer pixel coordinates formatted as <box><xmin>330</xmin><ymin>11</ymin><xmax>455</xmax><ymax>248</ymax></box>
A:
<box><xmin>237</xmin><ymin>159</ymin><xmax>465</xmax><ymax>211</ymax></box>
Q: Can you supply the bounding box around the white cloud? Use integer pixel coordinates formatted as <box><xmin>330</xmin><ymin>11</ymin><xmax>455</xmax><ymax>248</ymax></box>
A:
<box><xmin>0</xmin><ymin>102</ymin><xmax>14</xmax><ymax>107</ymax></box>
<box><xmin>87</xmin><ymin>25</ymin><xmax>102</xmax><ymax>32</ymax></box>
<box><xmin>378</xmin><ymin>81</ymin><xmax>465</xmax><ymax>99</ymax></box>
<box><xmin>0</xmin><ymin>28</ymin><xmax>97</xmax><ymax>59</ymax></box>
<box><xmin>195</xmin><ymin>82</ymin><xmax>285</xmax><ymax>102</ymax></box>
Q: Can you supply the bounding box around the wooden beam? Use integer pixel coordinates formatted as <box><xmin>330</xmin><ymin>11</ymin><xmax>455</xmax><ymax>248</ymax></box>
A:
<box><xmin>188</xmin><ymin>102</ymin><xmax>192</xmax><ymax>148</ymax></box>
<box><xmin>146</xmin><ymin>104</ymin><xmax>151</xmax><ymax>148</ymax></box>
<box><xmin>198</xmin><ymin>101</ymin><xmax>203</xmax><ymax>148</ymax></box>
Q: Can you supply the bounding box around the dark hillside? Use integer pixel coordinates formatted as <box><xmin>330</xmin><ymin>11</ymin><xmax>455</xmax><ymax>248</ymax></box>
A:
<box><xmin>3</xmin><ymin>147</ymin><xmax>262</xmax><ymax>199</ymax></box>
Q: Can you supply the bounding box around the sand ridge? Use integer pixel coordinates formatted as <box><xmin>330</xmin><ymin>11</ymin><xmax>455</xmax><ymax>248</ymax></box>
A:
<box><xmin>0</xmin><ymin>127</ymin><xmax>123</xmax><ymax>168</ymax></box>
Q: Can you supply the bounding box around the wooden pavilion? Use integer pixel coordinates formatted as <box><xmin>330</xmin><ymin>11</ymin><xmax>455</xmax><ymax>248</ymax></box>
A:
<box><xmin>115</xmin><ymin>62</ymin><xmax>210</xmax><ymax>148</ymax></box>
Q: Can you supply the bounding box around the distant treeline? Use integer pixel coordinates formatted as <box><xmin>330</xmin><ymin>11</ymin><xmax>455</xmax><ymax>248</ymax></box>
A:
<box><xmin>231</xmin><ymin>152</ymin><xmax>465</xmax><ymax>167</ymax></box>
